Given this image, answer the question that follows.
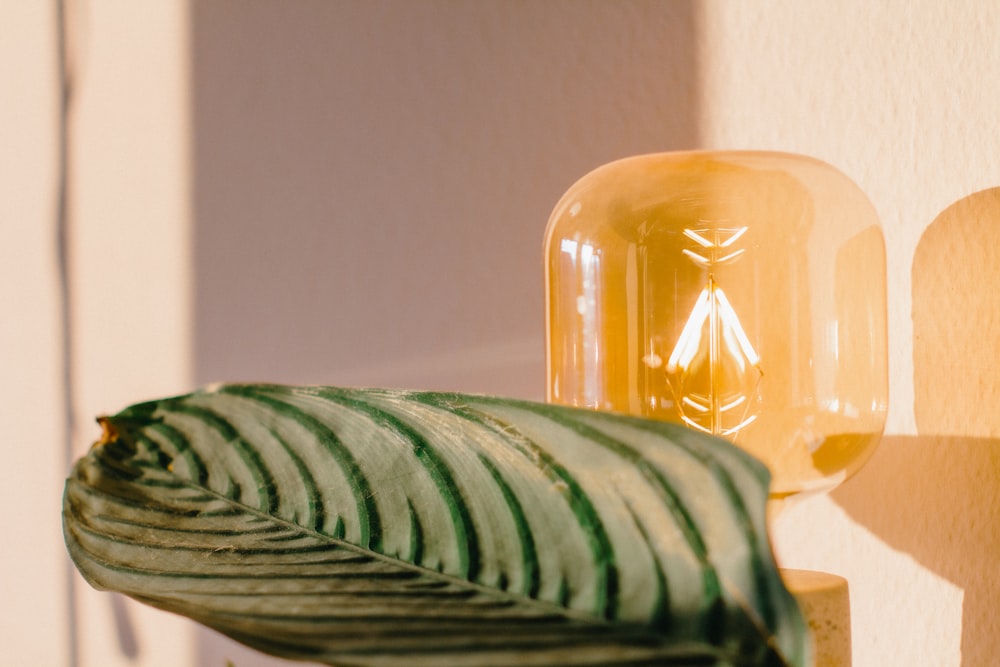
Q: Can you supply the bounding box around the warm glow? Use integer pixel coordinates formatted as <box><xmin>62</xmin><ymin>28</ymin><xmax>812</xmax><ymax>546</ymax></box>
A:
<box><xmin>664</xmin><ymin>225</ymin><xmax>762</xmax><ymax>438</ymax></box>
<box><xmin>666</xmin><ymin>278</ymin><xmax>762</xmax><ymax>437</ymax></box>
<box><xmin>544</xmin><ymin>151</ymin><xmax>888</xmax><ymax>499</ymax></box>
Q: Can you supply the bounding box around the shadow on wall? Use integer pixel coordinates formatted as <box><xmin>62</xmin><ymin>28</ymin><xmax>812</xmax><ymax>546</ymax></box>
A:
<box><xmin>189</xmin><ymin>2</ymin><xmax>702</xmax><ymax>666</ymax></box>
<box><xmin>832</xmin><ymin>187</ymin><xmax>1000</xmax><ymax>666</ymax></box>
<box><xmin>190</xmin><ymin>1</ymin><xmax>702</xmax><ymax>401</ymax></box>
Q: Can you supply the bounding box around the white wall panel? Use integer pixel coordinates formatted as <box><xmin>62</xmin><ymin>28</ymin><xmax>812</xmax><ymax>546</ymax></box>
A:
<box><xmin>0</xmin><ymin>3</ymin><xmax>69</xmax><ymax>665</ymax></box>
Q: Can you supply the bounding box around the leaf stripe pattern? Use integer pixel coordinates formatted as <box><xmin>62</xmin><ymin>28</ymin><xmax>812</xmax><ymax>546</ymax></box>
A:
<box><xmin>527</xmin><ymin>405</ymin><xmax>726</xmax><ymax>633</ymax></box>
<box><xmin>217</xmin><ymin>387</ymin><xmax>381</xmax><ymax>548</ymax></box>
<box><xmin>413</xmin><ymin>393</ymin><xmax>620</xmax><ymax>617</ymax></box>
<box><xmin>476</xmin><ymin>452</ymin><xmax>540</xmax><ymax>598</ymax></box>
<box><xmin>318</xmin><ymin>388</ymin><xmax>481</xmax><ymax>582</ymax></box>
<box><xmin>64</xmin><ymin>383</ymin><xmax>808</xmax><ymax>667</ymax></box>
<box><xmin>623</xmin><ymin>417</ymin><xmax>779</xmax><ymax>633</ymax></box>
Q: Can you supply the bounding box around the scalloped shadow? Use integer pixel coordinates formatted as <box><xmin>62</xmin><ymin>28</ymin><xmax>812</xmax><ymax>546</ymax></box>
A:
<box><xmin>832</xmin><ymin>187</ymin><xmax>1000</xmax><ymax>665</ymax></box>
<box><xmin>831</xmin><ymin>434</ymin><xmax>1000</xmax><ymax>666</ymax></box>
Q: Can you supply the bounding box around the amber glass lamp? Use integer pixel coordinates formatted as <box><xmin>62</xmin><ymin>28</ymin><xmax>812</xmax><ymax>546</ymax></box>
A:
<box><xmin>544</xmin><ymin>151</ymin><xmax>888</xmax><ymax>502</ymax></box>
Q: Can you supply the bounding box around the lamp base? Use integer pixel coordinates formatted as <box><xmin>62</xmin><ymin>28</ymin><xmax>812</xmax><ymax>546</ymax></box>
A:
<box><xmin>782</xmin><ymin>569</ymin><xmax>851</xmax><ymax>666</ymax></box>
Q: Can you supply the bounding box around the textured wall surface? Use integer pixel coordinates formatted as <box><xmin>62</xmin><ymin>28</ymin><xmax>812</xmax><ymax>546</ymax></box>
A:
<box><xmin>4</xmin><ymin>2</ymin><xmax>998</xmax><ymax>665</ymax></box>
<box><xmin>696</xmin><ymin>2</ymin><xmax>1000</xmax><ymax>665</ymax></box>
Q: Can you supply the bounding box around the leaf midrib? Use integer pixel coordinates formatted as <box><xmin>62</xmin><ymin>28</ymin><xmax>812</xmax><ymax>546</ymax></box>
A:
<box><xmin>91</xmin><ymin>429</ymin><xmax>663</xmax><ymax>635</ymax></box>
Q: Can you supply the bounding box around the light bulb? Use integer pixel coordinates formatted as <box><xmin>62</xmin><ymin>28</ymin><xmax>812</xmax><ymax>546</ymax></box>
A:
<box><xmin>544</xmin><ymin>151</ymin><xmax>888</xmax><ymax>500</ymax></box>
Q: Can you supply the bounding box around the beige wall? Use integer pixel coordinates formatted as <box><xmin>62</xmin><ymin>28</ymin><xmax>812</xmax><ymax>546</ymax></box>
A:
<box><xmin>696</xmin><ymin>2</ymin><xmax>1000</xmax><ymax>665</ymax></box>
<box><xmin>1</xmin><ymin>1</ymin><xmax>196</xmax><ymax>666</ymax></box>
<box><xmin>66</xmin><ymin>2</ymin><xmax>196</xmax><ymax>666</ymax></box>
<box><xmin>4</xmin><ymin>1</ymin><xmax>997</xmax><ymax>665</ymax></box>
<box><xmin>0</xmin><ymin>3</ymin><xmax>67</xmax><ymax>665</ymax></box>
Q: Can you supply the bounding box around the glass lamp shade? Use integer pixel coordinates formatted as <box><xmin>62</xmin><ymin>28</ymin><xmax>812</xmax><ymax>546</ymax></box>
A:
<box><xmin>544</xmin><ymin>151</ymin><xmax>888</xmax><ymax>499</ymax></box>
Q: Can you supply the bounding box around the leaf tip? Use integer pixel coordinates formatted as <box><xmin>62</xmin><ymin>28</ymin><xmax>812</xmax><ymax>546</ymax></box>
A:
<box><xmin>94</xmin><ymin>416</ymin><xmax>118</xmax><ymax>448</ymax></box>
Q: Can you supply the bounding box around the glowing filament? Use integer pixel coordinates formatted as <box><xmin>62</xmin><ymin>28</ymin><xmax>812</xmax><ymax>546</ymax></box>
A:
<box><xmin>666</xmin><ymin>226</ymin><xmax>762</xmax><ymax>438</ymax></box>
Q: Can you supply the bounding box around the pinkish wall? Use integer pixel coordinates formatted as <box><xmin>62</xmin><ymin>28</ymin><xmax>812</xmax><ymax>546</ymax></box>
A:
<box><xmin>0</xmin><ymin>3</ymin><xmax>67</xmax><ymax>665</ymax></box>
<box><xmin>5</xmin><ymin>2</ymin><xmax>997</xmax><ymax>665</ymax></box>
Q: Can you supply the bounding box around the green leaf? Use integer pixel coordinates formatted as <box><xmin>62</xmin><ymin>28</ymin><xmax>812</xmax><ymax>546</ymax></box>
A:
<box><xmin>63</xmin><ymin>383</ymin><xmax>808</xmax><ymax>666</ymax></box>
